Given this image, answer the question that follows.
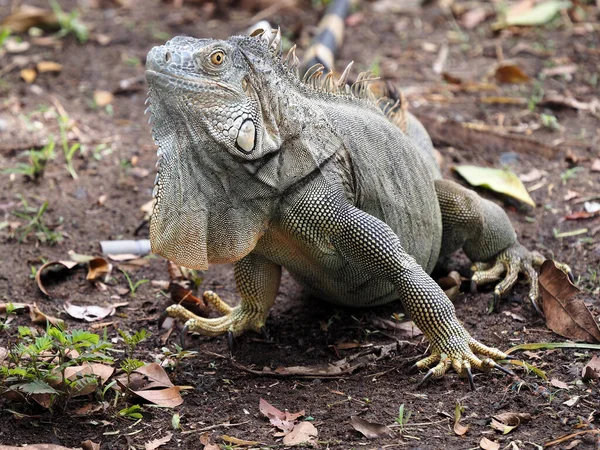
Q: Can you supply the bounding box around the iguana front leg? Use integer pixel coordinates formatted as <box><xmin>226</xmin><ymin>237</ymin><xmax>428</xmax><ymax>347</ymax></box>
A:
<box><xmin>166</xmin><ymin>253</ymin><xmax>281</xmax><ymax>338</ymax></box>
<box><xmin>435</xmin><ymin>179</ymin><xmax>572</xmax><ymax>314</ymax></box>
<box><xmin>288</xmin><ymin>186</ymin><xmax>514</xmax><ymax>387</ymax></box>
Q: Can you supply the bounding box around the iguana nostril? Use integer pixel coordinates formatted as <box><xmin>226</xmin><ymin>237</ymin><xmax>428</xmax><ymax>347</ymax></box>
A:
<box><xmin>164</xmin><ymin>51</ymin><xmax>172</xmax><ymax>63</ymax></box>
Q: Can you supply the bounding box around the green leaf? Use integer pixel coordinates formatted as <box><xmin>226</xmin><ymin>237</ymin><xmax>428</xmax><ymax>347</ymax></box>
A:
<box><xmin>454</xmin><ymin>165</ymin><xmax>536</xmax><ymax>207</ymax></box>
<box><xmin>506</xmin><ymin>1</ymin><xmax>572</xmax><ymax>26</ymax></box>
<box><xmin>17</xmin><ymin>379</ymin><xmax>60</xmax><ymax>394</ymax></box>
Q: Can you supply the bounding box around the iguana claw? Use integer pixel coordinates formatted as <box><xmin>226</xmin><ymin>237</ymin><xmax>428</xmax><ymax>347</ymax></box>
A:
<box><xmin>166</xmin><ymin>290</ymin><xmax>267</xmax><ymax>345</ymax></box>
<box><xmin>413</xmin><ymin>337</ymin><xmax>516</xmax><ymax>390</ymax></box>
<box><xmin>471</xmin><ymin>242</ymin><xmax>572</xmax><ymax>314</ymax></box>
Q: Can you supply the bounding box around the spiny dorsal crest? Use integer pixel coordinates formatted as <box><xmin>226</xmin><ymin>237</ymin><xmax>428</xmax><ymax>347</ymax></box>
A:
<box><xmin>249</xmin><ymin>28</ymin><xmax>408</xmax><ymax>129</ymax></box>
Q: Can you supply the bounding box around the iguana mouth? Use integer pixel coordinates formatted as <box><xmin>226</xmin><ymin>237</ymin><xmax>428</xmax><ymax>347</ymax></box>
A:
<box><xmin>146</xmin><ymin>69</ymin><xmax>237</xmax><ymax>95</ymax></box>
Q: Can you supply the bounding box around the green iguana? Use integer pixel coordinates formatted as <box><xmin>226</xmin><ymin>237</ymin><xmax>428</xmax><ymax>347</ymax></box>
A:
<box><xmin>145</xmin><ymin>29</ymin><xmax>571</xmax><ymax>388</ymax></box>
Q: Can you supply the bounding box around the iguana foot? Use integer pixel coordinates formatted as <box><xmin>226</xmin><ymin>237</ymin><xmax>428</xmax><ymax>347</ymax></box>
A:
<box><xmin>470</xmin><ymin>242</ymin><xmax>572</xmax><ymax>315</ymax></box>
<box><xmin>414</xmin><ymin>335</ymin><xmax>516</xmax><ymax>390</ymax></box>
<box><xmin>166</xmin><ymin>290</ymin><xmax>267</xmax><ymax>343</ymax></box>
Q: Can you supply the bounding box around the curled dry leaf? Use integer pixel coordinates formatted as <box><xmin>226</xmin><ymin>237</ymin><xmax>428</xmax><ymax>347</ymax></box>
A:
<box><xmin>94</xmin><ymin>90</ymin><xmax>114</xmax><ymax>107</ymax></box>
<box><xmin>259</xmin><ymin>398</ymin><xmax>303</xmax><ymax>432</ymax></box>
<box><xmin>437</xmin><ymin>270</ymin><xmax>462</xmax><ymax>301</ymax></box>
<box><xmin>29</xmin><ymin>303</ymin><xmax>64</xmax><ymax>328</ymax></box>
<box><xmin>539</xmin><ymin>260</ymin><xmax>600</xmax><ymax>343</ymax></box>
<box><xmin>134</xmin><ymin>363</ymin><xmax>174</xmax><ymax>389</ymax></box>
<box><xmin>20</xmin><ymin>68</ymin><xmax>37</xmax><ymax>84</ymax></box>
<box><xmin>282</xmin><ymin>422</ymin><xmax>318</xmax><ymax>446</ymax></box>
<box><xmin>491</xmin><ymin>412</ymin><xmax>532</xmax><ymax>434</ymax></box>
<box><xmin>582</xmin><ymin>355</ymin><xmax>600</xmax><ymax>381</ymax></box>
<box><xmin>63</xmin><ymin>302</ymin><xmax>126</xmax><ymax>322</ymax></box>
<box><xmin>480</xmin><ymin>437</ymin><xmax>500</xmax><ymax>450</ymax></box>
<box><xmin>80</xmin><ymin>440</ymin><xmax>100</xmax><ymax>450</ymax></box>
<box><xmin>0</xmin><ymin>6</ymin><xmax>58</xmax><ymax>33</ymax></box>
<box><xmin>58</xmin><ymin>363</ymin><xmax>115</xmax><ymax>396</ymax></box>
<box><xmin>221</xmin><ymin>436</ymin><xmax>260</xmax><ymax>446</ymax></box>
<box><xmin>87</xmin><ymin>257</ymin><xmax>112</xmax><ymax>281</ymax></box>
<box><xmin>144</xmin><ymin>432</ymin><xmax>172</xmax><ymax>450</ymax></box>
<box><xmin>494</xmin><ymin>64</ymin><xmax>530</xmax><ymax>84</ymax></box>
<box><xmin>36</xmin><ymin>260</ymin><xmax>79</xmax><ymax>296</ymax></box>
<box><xmin>369</xmin><ymin>316</ymin><xmax>423</xmax><ymax>338</ymax></box>
<box><xmin>350</xmin><ymin>416</ymin><xmax>394</xmax><ymax>439</ymax></box>
<box><xmin>36</xmin><ymin>61</ymin><xmax>63</xmax><ymax>73</ymax></box>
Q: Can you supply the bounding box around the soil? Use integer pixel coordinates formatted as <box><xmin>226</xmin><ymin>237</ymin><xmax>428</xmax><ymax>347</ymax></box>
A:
<box><xmin>1</xmin><ymin>1</ymin><xmax>599</xmax><ymax>449</ymax></box>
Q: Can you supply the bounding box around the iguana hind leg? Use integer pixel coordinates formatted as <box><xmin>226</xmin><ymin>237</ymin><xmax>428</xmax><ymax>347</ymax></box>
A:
<box><xmin>435</xmin><ymin>179</ymin><xmax>572</xmax><ymax>313</ymax></box>
<box><xmin>166</xmin><ymin>253</ymin><xmax>281</xmax><ymax>340</ymax></box>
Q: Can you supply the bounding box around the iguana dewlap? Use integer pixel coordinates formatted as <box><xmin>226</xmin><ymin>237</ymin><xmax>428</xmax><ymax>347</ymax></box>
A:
<box><xmin>145</xmin><ymin>30</ymin><xmax>570</xmax><ymax>387</ymax></box>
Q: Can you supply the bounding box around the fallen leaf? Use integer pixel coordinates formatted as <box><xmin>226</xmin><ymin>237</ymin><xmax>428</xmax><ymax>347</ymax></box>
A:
<box><xmin>259</xmin><ymin>398</ymin><xmax>303</xmax><ymax>432</ymax></box>
<box><xmin>539</xmin><ymin>260</ymin><xmax>600</xmax><ymax>343</ymax></box>
<box><xmin>490</xmin><ymin>418</ymin><xmax>518</xmax><ymax>434</ymax></box>
<box><xmin>581</xmin><ymin>355</ymin><xmax>600</xmax><ymax>380</ymax></box>
<box><xmin>493</xmin><ymin>412</ymin><xmax>533</xmax><ymax>425</ymax></box>
<box><xmin>460</xmin><ymin>7</ymin><xmax>488</xmax><ymax>29</ymax></box>
<box><xmin>203</xmin><ymin>445</ymin><xmax>219</xmax><ymax>450</ymax></box>
<box><xmin>550</xmin><ymin>378</ymin><xmax>570</xmax><ymax>389</ymax></box>
<box><xmin>454</xmin><ymin>165</ymin><xmax>536</xmax><ymax>207</ymax></box>
<box><xmin>36</xmin><ymin>61</ymin><xmax>63</xmax><ymax>73</ymax></box>
<box><xmin>94</xmin><ymin>90</ymin><xmax>114</xmax><ymax>107</ymax></box>
<box><xmin>0</xmin><ymin>347</ymin><xmax>7</xmax><ymax>364</ymax></box>
<box><xmin>506</xmin><ymin>0</ymin><xmax>572</xmax><ymax>26</ymax></box>
<box><xmin>541</xmin><ymin>64</ymin><xmax>578</xmax><ymax>77</ymax></box>
<box><xmin>480</xmin><ymin>437</ymin><xmax>500</xmax><ymax>450</ymax></box>
<box><xmin>563</xmin><ymin>395</ymin><xmax>579</xmax><ymax>406</ymax></box>
<box><xmin>135</xmin><ymin>363</ymin><xmax>174</xmax><ymax>388</ymax></box>
<box><xmin>144</xmin><ymin>432</ymin><xmax>172</xmax><ymax>450</ymax></box>
<box><xmin>87</xmin><ymin>257</ymin><xmax>112</xmax><ymax>281</ymax></box>
<box><xmin>133</xmin><ymin>386</ymin><xmax>183</xmax><ymax>407</ymax></box>
<box><xmin>80</xmin><ymin>440</ymin><xmax>101</xmax><ymax>450</ymax></box>
<box><xmin>29</xmin><ymin>303</ymin><xmax>64</xmax><ymax>328</ymax></box>
<box><xmin>350</xmin><ymin>416</ymin><xmax>394</xmax><ymax>439</ymax></box>
<box><xmin>63</xmin><ymin>302</ymin><xmax>124</xmax><ymax>322</ymax></box>
<box><xmin>585</xmin><ymin>202</ymin><xmax>600</xmax><ymax>214</ymax></box>
<box><xmin>107</xmin><ymin>253</ymin><xmax>142</xmax><ymax>262</ymax></box>
<box><xmin>20</xmin><ymin>68</ymin><xmax>37</xmax><ymax>84</ymax></box>
<box><xmin>282</xmin><ymin>422</ymin><xmax>318</xmax><ymax>446</ymax></box>
<box><xmin>0</xmin><ymin>5</ymin><xmax>58</xmax><ymax>33</ymax></box>
<box><xmin>494</xmin><ymin>64</ymin><xmax>531</xmax><ymax>84</ymax></box>
<box><xmin>369</xmin><ymin>316</ymin><xmax>423</xmax><ymax>337</ymax></box>
<box><xmin>592</xmin><ymin>159</ymin><xmax>600</xmax><ymax>172</ymax></box>
<box><xmin>36</xmin><ymin>260</ymin><xmax>80</xmax><ymax>296</ymax></box>
<box><xmin>221</xmin><ymin>436</ymin><xmax>260</xmax><ymax>446</ymax></box>
<box><xmin>59</xmin><ymin>363</ymin><xmax>114</xmax><ymax>396</ymax></box>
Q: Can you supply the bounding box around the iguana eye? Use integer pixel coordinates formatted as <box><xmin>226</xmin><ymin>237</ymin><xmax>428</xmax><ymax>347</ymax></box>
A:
<box><xmin>210</xmin><ymin>51</ymin><xmax>225</xmax><ymax>65</ymax></box>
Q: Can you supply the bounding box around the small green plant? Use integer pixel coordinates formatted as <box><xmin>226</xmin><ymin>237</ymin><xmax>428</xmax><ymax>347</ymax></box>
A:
<box><xmin>57</xmin><ymin>115</ymin><xmax>80</xmax><ymax>179</ymax></box>
<box><xmin>541</xmin><ymin>113</ymin><xmax>560</xmax><ymax>130</ymax></box>
<box><xmin>0</xmin><ymin>27</ymin><xmax>11</xmax><ymax>47</ymax></box>
<box><xmin>0</xmin><ymin>303</ymin><xmax>19</xmax><ymax>333</ymax></box>
<box><xmin>161</xmin><ymin>344</ymin><xmax>198</xmax><ymax>373</ymax></box>
<box><xmin>49</xmin><ymin>0</ymin><xmax>89</xmax><ymax>43</ymax></box>
<box><xmin>528</xmin><ymin>82</ymin><xmax>545</xmax><ymax>111</ymax></box>
<box><xmin>118</xmin><ymin>329</ymin><xmax>150</xmax><ymax>359</ymax></box>
<box><xmin>119</xmin><ymin>269</ymin><xmax>149</xmax><ymax>297</ymax></box>
<box><xmin>0</xmin><ymin>326</ymin><xmax>113</xmax><ymax>411</ymax></box>
<box><xmin>3</xmin><ymin>140</ymin><xmax>56</xmax><ymax>181</ymax></box>
<box><xmin>119</xmin><ymin>404</ymin><xmax>143</xmax><ymax>420</ymax></box>
<box><xmin>13</xmin><ymin>198</ymin><xmax>63</xmax><ymax>245</ymax></box>
<box><xmin>560</xmin><ymin>166</ymin><xmax>584</xmax><ymax>185</ymax></box>
<box><xmin>394</xmin><ymin>403</ymin><xmax>412</xmax><ymax>433</ymax></box>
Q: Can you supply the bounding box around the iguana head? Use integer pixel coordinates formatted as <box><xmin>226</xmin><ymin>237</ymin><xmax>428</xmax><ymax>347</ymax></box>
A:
<box><xmin>145</xmin><ymin>33</ymin><xmax>291</xmax><ymax>270</ymax></box>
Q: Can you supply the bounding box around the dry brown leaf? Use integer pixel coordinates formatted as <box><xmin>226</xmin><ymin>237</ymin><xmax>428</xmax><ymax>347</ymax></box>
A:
<box><xmin>203</xmin><ymin>445</ymin><xmax>219</xmax><ymax>450</ymax></box>
<box><xmin>87</xmin><ymin>257</ymin><xmax>112</xmax><ymax>281</ymax></box>
<box><xmin>29</xmin><ymin>303</ymin><xmax>64</xmax><ymax>328</ymax></box>
<box><xmin>437</xmin><ymin>271</ymin><xmax>462</xmax><ymax>301</ymax></box>
<box><xmin>0</xmin><ymin>6</ymin><xmax>58</xmax><ymax>33</ymax></box>
<box><xmin>350</xmin><ymin>416</ymin><xmax>394</xmax><ymax>439</ymax></box>
<box><xmin>369</xmin><ymin>316</ymin><xmax>422</xmax><ymax>337</ymax></box>
<box><xmin>493</xmin><ymin>412</ymin><xmax>533</xmax><ymax>425</ymax></box>
<box><xmin>541</xmin><ymin>64</ymin><xmax>578</xmax><ymax>77</ymax></box>
<box><xmin>0</xmin><ymin>347</ymin><xmax>7</xmax><ymax>364</ymax></box>
<box><xmin>480</xmin><ymin>437</ymin><xmax>500</xmax><ymax>450</ymax></box>
<box><xmin>539</xmin><ymin>260</ymin><xmax>600</xmax><ymax>343</ymax></box>
<box><xmin>550</xmin><ymin>378</ymin><xmax>570</xmax><ymax>389</ymax></box>
<box><xmin>495</xmin><ymin>64</ymin><xmax>531</xmax><ymax>84</ymax></box>
<box><xmin>592</xmin><ymin>159</ymin><xmax>600</xmax><ymax>172</ymax></box>
<box><xmin>144</xmin><ymin>432</ymin><xmax>172</xmax><ymax>450</ymax></box>
<box><xmin>490</xmin><ymin>418</ymin><xmax>517</xmax><ymax>434</ymax></box>
<box><xmin>221</xmin><ymin>435</ymin><xmax>260</xmax><ymax>446</ymax></box>
<box><xmin>259</xmin><ymin>398</ymin><xmax>303</xmax><ymax>432</ymax></box>
<box><xmin>94</xmin><ymin>90</ymin><xmax>114</xmax><ymax>107</ymax></box>
<box><xmin>133</xmin><ymin>386</ymin><xmax>183</xmax><ymax>407</ymax></box>
<box><xmin>454</xmin><ymin>420</ymin><xmax>469</xmax><ymax>435</ymax></box>
<box><xmin>80</xmin><ymin>440</ymin><xmax>100</xmax><ymax>450</ymax></box>
<box><xmin>63</xmin><ymin>302</ymin><xmax>123</xmax><ymax>322</ymax></box>
<box><xmin>581</xmin><ymin>355</ymin><xmax>600</xmax><ymax>381</ymax></box>
<box><xmin>460</xmin><ymin>7</ymin><xmax>488</xmax><ymax>29</ymax></box>
<box><xmin>135</xmin><ymin>363</ymin><xmax>174</xmax><ymax>389</ymax></box>
<box><xmin>36</xmin><ymin>260</ymin><xmax>80</xmax><ymax>296</ymax></box>
<box><xmin>36</xmin><ymin>61</ymin><xmax>63</xmax><ymax>73</ymax></box>
<box><xmin>282</xmin><ymin>422</ymin><xmax>318</xmax><ymax>446</ymax></box>
<box><xmin>20</xmin><ymin>68</ymin><xmax>37</xmax><ymax>84</ymax></box>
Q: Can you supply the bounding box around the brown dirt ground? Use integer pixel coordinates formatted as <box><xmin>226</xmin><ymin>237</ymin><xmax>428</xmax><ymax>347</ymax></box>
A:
<box><xmin>1</xmin><ymin>1</ymin><xmax>599</xmax><ymax>449</ymax></box>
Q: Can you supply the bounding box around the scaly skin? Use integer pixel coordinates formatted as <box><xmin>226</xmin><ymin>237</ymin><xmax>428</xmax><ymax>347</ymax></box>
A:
<box><xmin>145</xmin><ymin>30</ymin><xmax>570</xmax><ymax>388</ymax></box>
